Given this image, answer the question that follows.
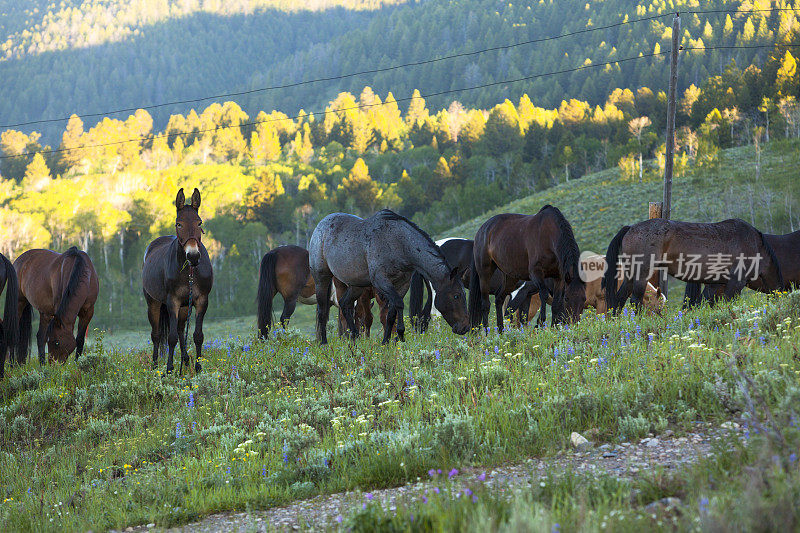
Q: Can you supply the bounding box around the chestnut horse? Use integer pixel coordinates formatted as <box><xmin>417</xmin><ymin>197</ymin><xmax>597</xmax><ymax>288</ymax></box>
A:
<box><xmin>256</xmin><ymin>245</ymin><xmax>376</xmax><ymax>338</ymax></box>
<box><xmin>1</xmin><ymin>253</ymin><xmax>19</xmax><ymax>377</ymax></box>
<box><xmin>15</xmin><ymin>247</ymin><xmax>98</xmax><ymax>364</ymax></box>
<box><xmin>143</xmin><ymin>188</ymin><xmax>213</xmax><ymax>374</ymax></box>
<box><xmin>469</xmin><ymin>205</ymin><xmax>586</xmax><ymax>331</ymax></box>
<box><xmin>604</xmin><ymin>218</ymin><xmax>783</xmax><ymax>313</ymax></box>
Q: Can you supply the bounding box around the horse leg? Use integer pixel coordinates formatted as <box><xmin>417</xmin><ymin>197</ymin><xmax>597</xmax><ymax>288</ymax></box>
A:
<box><xmin>530</xmin><ymin>278</ymin><xmax>548</xmax><ymax>327</ymax></box>
<box><xmin>614</xmin><ymin>279</ymin><xmax>633</xmax><ymax>314</ymax></box>
<box><xmin>550</xmin><ymin>281</ymin><xmax>566</xmax><ymax>326</ymax></box>
<box><xmin>372</xmin><ymin>276</ymin><xmax>404</xmax><ymax>344</ymax></box>
<box><xmin>312</xmin><ymin>272</ymin><xmax>333</xmax><ymax>345</ymax></box>
<box><xmin>177</xmin><ymin>306</ymin><xmax>190</xmax><ymax>375</ymax></box>
<box><xmin>280</xmin><ymin>296</ymin><xmax>297</xmax><ymax>330</ymax></box>
<box><xmin>630</xmin><ymin>279</ymin><xmax>647</xmax><ymax>314</ymax></box>
<box><xmin>146</xmin><ymin>295</ymin><xmax>162</xmax><ymax>369</ymax></box>
<box><xmin>493</xmin><ymin>276</ymin><xmax>518</xmax><ymax>333</ymax></box>
<box><xmin>193</xmin><ymin>294</ymin><xmax>209</xmax><ymax>373</ymax></box>
<box><xmin>339</xmin><ymin>286</ymin><xmax>367</xmax><ymax>341</ymax></box>
<box><xmin>723</xmin><ymin>278</ymin><xmax>747</xmax><ymax>302</ymax></box>
<box><xmin>37</xmin><ymin>313</ymin><xmax>51</xmax><ymax>365</ymax></box>
<box><xmin>165</xmin><ymin>301</ymin><xmax>181</xmax><ymax>373</ymax></box>
<box><xmin>75</xmin><ymin>306</ymin><xmax>94</xmax><ymax>361</ymax></box>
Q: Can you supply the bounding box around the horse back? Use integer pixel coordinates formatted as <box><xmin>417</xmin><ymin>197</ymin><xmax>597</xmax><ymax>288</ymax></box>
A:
<box><xmin>14</xmin><ymin>248</ymin><xmax>97</xmax><ymax>317</ymax></box>
<box><xmin>477</xmin><ymin>213</ymin><xmax>557</xmax><ymax>279</ymax></box>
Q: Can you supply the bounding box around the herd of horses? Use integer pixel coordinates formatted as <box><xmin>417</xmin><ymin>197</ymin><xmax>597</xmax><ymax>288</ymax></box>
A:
<box><xmin>0</xmin><ymin>187</ymin><xmax>797</xmax><ymax>377</ymax></box>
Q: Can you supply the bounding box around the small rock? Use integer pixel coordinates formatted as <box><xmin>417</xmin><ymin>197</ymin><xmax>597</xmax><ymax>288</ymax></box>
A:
<box><xmin>147</xmin><ymin>525</ymin><xmax>155</xmax><ymax>529</ymax></box>
<box><xmin>599</xmin><ymin>444</ymin><xmax>611</xmax><ymax>450</ymax></box>
<box><xmin>677</xmin><ymin>437</ymin><xmax>688</xmax><ymax>443</ymax></box>
<box><xmin>640</xmin><ymin>437</ymin><xmax>651</xmax><ymax>444</ymax></box>
<box><xmin>721</xmin><ymin>421</ymin><xmax>739</xmax><ymax>430</ymax></box>
<box><xmin>570</xmin><ymin>432</ymin><xmax>590</xmax><ymax>451</ymax></box>
<box><xmin>621</xmin><ymin>442</ymin><xmax>631</xmax><ymax>447</ymax></box>
<box><xmin>647</xmin><ymin>438</ymin><xmax>660</xmax><ymax>448</ymax></box>
<box><xmin>602</xmin><ymin>451</ymin><xmax>617</xmax><ymax>458</ymax></box>
<box><xmin>644</xmin><ymin>497</ymin><xmax>683</xmax><ymax>514</ymax></box>
<box><xmin>663</xmin><ymin>429</ymin><xmax>674</xmax><ymax>438</ymax></box>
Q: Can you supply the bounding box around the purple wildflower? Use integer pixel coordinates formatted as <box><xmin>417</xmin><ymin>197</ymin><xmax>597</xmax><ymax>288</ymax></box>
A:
<box><xmin>449</xmin><ymin>468</ymin><xmax>459</xmax><ymax>478</ymax></box>
<box><xmin>365</xmin><ymin>493</ymin><xmax>373</xmax><ymax>501</ymax></box>
<box><xmin>428</xmin><ymin>469</ymin><xmax>436</xmax><ymax>478</ymax></box>
<box><xmin>188</xmin><ymin>391</ymin><xmax>194</xmax><ymax>408</ymax></box>
<box><xmin>699</xmin><ymin>497</ymin><xmax>709</xmax><ymax>513</ymax></box>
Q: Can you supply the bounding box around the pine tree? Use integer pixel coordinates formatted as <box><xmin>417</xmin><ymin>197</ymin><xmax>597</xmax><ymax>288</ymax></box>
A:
<box><xmin>22</xmin><ymin>153</ymin><xmax>51</xmax><ymax>190</ymax></box>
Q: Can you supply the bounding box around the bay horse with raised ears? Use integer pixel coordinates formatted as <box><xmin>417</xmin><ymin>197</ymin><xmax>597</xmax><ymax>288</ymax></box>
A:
<box><xmin>256</xmin><ymin>244</ymin><xmax>375</xmax><ymax>338</ymax></box>
<box><xmin>1</xmin><ymin>253</ymin><xmax>19</xmax><ymax>378</ymax></box>
<box><xmin>469</xmin><ymin>205</ymin><xmax>586</xmax><ymax>331</ymax></box>
<box><xmin>143</xmin><ymin>188</ymin><xmax>213</xmax><ymax>374</ymax></box>
<box><xmin>604</xmin><ymin>218</ymin><xmax>783</xmax><ymax>313</ymax></box>
<box><xmin>309</xmin><ymin>209</ymin><xmax>469</xmax><ymax>345</ymax></box>
<box><xmin>14</xmin><ymin>247</ymin><xmax>98</xmax><ymax>365</ymax></box>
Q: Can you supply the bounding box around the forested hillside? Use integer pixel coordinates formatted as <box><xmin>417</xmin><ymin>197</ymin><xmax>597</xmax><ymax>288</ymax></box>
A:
<box><xmin>0</xmin><ymin>0</ymin><xmax>798</xmax><ymax>141</ymax></box>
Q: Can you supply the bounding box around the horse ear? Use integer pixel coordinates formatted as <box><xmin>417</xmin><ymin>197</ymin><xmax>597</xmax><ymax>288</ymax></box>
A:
<box><xmin>175</xmin><ymin>188</ymin><xmax>185</xmax><ymax>210</ymax></box>
<box><xmin>450</xmin><ymin>267</ymin><xmax>459</xmax><ymax>280</ymax></box>
<box><xmin>191</xmin><ymin>188</ymin><xmax>201</xmax><ymax>210</ymax></box>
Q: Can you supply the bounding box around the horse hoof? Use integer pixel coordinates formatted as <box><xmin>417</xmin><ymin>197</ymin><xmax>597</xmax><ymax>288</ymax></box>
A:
<box><xmin>195</xmin><ymin>362</ymin><xmax>202</xmax><ymax>373</ymax></box>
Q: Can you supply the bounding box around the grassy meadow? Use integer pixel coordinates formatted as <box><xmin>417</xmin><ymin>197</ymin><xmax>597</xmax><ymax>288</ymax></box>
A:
<box><xmin>1</xmin><ymin>290</ymin><xmax>799</xmax><ymax>531</ymax></box>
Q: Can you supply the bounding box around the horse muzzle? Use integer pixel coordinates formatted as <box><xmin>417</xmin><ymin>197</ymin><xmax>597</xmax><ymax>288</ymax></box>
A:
<box><xmin>452</xmin><ymin>322</ymin><xmax>470</xmax><ymax>335</ymax></box>
<box><xmin>184</xmin><ymin>240</ymin><xmax>201</xmax><ymax>266</ymax></box>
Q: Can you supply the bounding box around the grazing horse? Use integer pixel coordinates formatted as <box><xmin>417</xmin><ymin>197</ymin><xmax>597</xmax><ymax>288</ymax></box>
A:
<box><xmin>604</xmin><ymin>218</ymin><xmax>783</xmax><ymax>314</ymax></box>
<box><xmin>508</xmin><ymin>255</ymin><xmax>665</xmax><ymax>322</ymax></box>
<box><xmin>15</xmin><ymin>247</ymin><xmax>98</xmax><ymax>364</ymax></box>
<box><xmin>409</xmin><ymin>238</ymin><xmax>506</xmax><ymax>333</ymax></box>
<box><xmin>309</xmin><ymin>210</ymin><xmax>469</xmax><ymax>345</ymax></box>
<box><xmin>469</xmin><ymin>205</ymin><xmax>586</xmax><ymax>331</ymax></box>
<box><xmin>684</xmin><ymin>228</ymin><xmax>800</xmax><ymax>307</ymax></box>
<box><xmin>1</xmin><ymin>253</ymin><xmax>19</xmax><ymax>378</ymax></box>
<box><xmin>142</xmin><ymin>188</ymin><xmax>213</xmax><ymax>374</ymax></box>
<box><xmin>255</xmin><ymin>245</ymin><xmax>377</xmax><ymax>338</ymax></box>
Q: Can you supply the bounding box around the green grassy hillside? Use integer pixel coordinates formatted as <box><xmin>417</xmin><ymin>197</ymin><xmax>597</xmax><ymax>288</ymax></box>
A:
<box><xmin>444</xmin><ymin>140</ymin><xmax>800</xmax><ymax>253</ymax></box>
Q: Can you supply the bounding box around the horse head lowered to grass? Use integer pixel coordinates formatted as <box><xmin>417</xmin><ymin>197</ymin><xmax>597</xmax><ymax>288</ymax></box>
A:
<box><xmin>308</xmin><ymin>210</ymin><xmax>469</xmax><ymax>345</ymax></box>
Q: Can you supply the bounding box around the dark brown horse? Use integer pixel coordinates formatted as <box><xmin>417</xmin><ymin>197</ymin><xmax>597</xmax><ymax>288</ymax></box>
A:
<box><xmin>256</xmin><ymin>245</ymin><xmax>377</xmax><ymax>338</ymax></box>
<box><xmin>469</xmin><ymin>205</ymin><xmax>586</xmax><ymax>331</ymax></box>
<box><xmin>143</xmin><ymin>188</ymin><xmax>213</xmax><ymax>374</ymax></box>
<box><xmin>604</xmin><ymin>218</ymin><xmax>783</xmax><ymax>313</ymax></box>
<box><xmin>685</xmin><ymin>228</ymin><xmax>799</xmax><ymax>306</ymax></box>
<box><xmin>1</xmin><ymin>253</ymin><xmax>19</xmax><ymax>378</ymax></box>
<box><xmin>15</xmin><ymin>247</ymin><xmax>98</xmax><ymax>364</ymax></box>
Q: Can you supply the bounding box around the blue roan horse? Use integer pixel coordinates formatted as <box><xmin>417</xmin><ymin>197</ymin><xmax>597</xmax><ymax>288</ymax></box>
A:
<box><xmin>308</xmin><ymin>210</ymin><xmax>470</xmax><ymax>344</ymax></box>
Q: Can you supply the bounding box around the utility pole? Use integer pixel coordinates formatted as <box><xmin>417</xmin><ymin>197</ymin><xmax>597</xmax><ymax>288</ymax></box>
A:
<box><xmin>660</xmin><ymin>12</ymin><xmax>680</xmax><ymax>299</ymax></box>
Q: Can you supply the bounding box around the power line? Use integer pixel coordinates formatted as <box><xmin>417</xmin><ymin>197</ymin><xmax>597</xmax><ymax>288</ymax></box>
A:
<box><xmin>0</xmin><ymin>6</ymin><xmax>796</xmax><ymax>130</ymax></box>
<box><xmin>1</xmin><ymin>50</ymin><xmax>669</xmax><ymax>160</ymax></box>
<box><xmin>4</xmin><ymin>41</ymin><xmax>798</xmax><ymax>161</ymax></box>
<box><xmin>0</xmin><ymin>13</ymin><xmax>670</xmax><ymax>130</ymax></box>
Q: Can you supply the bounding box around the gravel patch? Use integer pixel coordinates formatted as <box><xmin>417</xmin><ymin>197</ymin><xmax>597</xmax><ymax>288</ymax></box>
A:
<box><xmin>123</xmin><ymin>422</ymin><xmax>743</xmax><ymax>532</ymax></box>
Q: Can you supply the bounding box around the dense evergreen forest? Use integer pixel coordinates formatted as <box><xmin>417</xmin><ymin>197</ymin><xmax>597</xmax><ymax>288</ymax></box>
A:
<box><xmin>1</xmin><ymin>1</ymin><xmax>800</xmax><ymax>329</ymax></box>
<box><xmin>1</xmin><ymin>0</ymin><xmax>798</xmax><ymax>141</ymax></box>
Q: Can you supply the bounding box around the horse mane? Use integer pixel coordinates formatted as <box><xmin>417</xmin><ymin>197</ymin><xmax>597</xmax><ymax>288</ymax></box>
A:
<box><xmin>374</xmin><ymin>209</ymin><xmax>450</xmax><ymax>268</ymax></box>
<box><xmin>50</xmin><ymin>247</ymin><xmax>86</xmax><ymax>328</ymax></box>
<box><xmin>538</xmin><ymin>205</ymin><xmax>582</xmax><ymax>284</ymax></box>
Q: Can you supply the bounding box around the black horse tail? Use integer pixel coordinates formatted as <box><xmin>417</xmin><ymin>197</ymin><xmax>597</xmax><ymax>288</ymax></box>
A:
<box><xmin>47</xmin><ymin>247</ymin><xmax>86</xmax><ymax>340</ymax></box>
<box><xmin>468</xmin><ymin>257</ymin><xmax>483</xmax><ymax>329</ymax></box>
<box><xmin>409</xmin><ymin>272</ymin><xmax>433</xmax><ymax>333</ymax></box>
<box><xmin>759</xmin><ymin>232</ymin><xmax>784</xmax><ymax>291</ymax></box>
<box><xmin>409</xmin><ymin>271</ymin><xmax>425</xmax><ymax>332</ymax></box>
<box><xmin>603</xmin><ymin>225</ymin><xmax>630</xmax><ymax>313</ymax></box>
<box><xmin>256</xmin><ymin>251</ymin><xmax>278</xmax><ymax>338</ymax></box>
<box><xmin>683</xmin><ymin>282</ymin><xmax>703</xmax><ymax>309</ymax></box>
<box><xmin>17</xmin><ymin>302</ymin><xmax>31</xmax><ymax>365</ymax></box>
<box><xmin>422</xmin><ymin>276</ymin><xmax>433</xmax><ymax>329</ymax></box>
<box><xmin>1</xmin><ymin>254</ymin><xmax>19</xmax><ymax>374</ymax></box>
<box><xmin>158</xmin><ymin>304</ymin><xmax>170</xmax><ymax>352</ymax></box>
